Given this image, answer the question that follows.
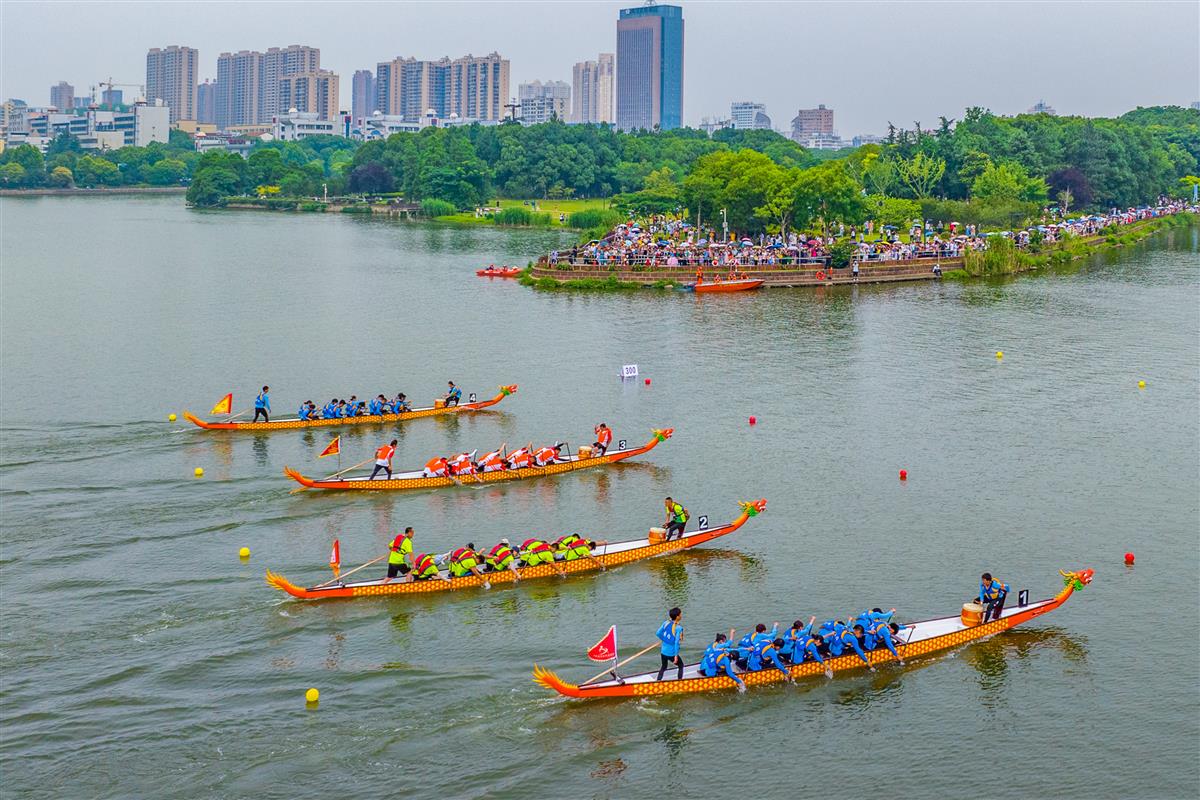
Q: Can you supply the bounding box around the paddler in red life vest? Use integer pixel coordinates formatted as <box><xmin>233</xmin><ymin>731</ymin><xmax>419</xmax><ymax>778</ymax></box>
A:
<box><xmin>381</xmin><ymin>526</ymin><xmax>415</xmax><ymax>584</ymax></box>
<box><xmin>448</xmin><ymin>451</ymin><xmax>476</xmax><ymax>476</ymax></box>
<box><xmin>370</xmin><ymin>439</ymin><xmax>398</xmax><ymax>480</ymax></box>
<box><xmin>484</xmin><ymin>538</ymin><xmax>520</xmax><ymax>581</ymax></box>
<box><xmin>504</xmin><ymin>446</ymin><xmax>532</xmax><ymax>470</ymax></box>
<box><xmin>476</xmin><ymin>446</ymin><xmax>506</xmax><ymax>473</ymax></box>
<box><xmin>532</xmin><ymin>443</ymin><xmax>566</xmax><ymax>466</ymax></box>
<box><xmin>448</xmin><ymin>543</ymin><xmax>489</xmax><ymax>589</ymax></box>
<box><xmin>422</xmin><ymin>456</ymin><xmax>449</xmax><ymax>478</ymax></box>
<box><xmin>411</xmin><ymin>551</ymin><xmax>451</xmax><ymax>583</ymax></box>
<box><xmin>593</xmin><ymin>423</ymin><xmax>613</xmax><ymax>456</ymax></box>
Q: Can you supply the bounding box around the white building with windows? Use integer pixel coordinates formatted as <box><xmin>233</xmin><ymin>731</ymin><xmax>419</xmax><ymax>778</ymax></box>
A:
<box><xmin>729</xmin><ymin>101</ymin><xmax>770</xmax><ymax>130</ymax></box>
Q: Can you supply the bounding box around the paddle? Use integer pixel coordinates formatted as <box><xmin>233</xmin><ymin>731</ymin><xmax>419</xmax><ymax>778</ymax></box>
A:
<box><xmin>314</xmin><ymin>554</ymin><xmax>386</xmax><ymax>588</ymax></box>
<box><xmin>225</xmin><ymin>407</ymin><xmax>253</xmax><ymax>423</ymax></box>
<box><xmin>581</xmin><ymin>641</ymin><xmax>661</xmax><ymax>686</ymax></box>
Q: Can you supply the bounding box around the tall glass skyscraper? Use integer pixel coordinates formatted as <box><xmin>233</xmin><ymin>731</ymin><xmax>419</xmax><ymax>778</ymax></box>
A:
<box><xmin>616</xmin><ymin>3</ymin><xmax>684</xmax><ymax>131</ymax></box>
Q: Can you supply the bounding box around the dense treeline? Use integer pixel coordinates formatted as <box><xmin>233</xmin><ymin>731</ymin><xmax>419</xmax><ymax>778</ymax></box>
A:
<box><xmin>7</xmin><ymin>105</ymin><xmax>1194</xmax><ymax>233</ymax></box>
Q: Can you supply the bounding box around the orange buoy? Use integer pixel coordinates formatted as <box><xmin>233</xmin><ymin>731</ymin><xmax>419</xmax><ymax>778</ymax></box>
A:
<box><xmin>899</xmin><ymin>469</ymin><xmax>908</xmax><ymax>480</ymax></box>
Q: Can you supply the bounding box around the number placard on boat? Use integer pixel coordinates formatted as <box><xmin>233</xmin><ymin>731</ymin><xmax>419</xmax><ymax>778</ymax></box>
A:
<box><xmin>617</xmin><ymin>439</ymin><xmax>627</xmax><ymax>451</ymax></box>
<box><xmin>1018</xmin><ymin>589</ymin><xmax>1029</xmax><ymax>607</ymax></box>
<box><xmin>620</xmin><ymin>364</ymin><xmax>639</xmax><ymax>379</ymax></box>
<box><xmin>698</xmin><ymin>515</ymin><xmax>709</xmax><ymax>530</ymax></box>
<box><xmin>468</xmin><ymin>392</ymin><xmax>477</xmax><ymax>403</ymax></box>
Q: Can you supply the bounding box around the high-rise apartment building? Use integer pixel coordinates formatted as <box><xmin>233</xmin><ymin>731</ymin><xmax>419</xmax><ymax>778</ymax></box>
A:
<box><xmin>730</xmin><ymin>101</ymin><xmax>770</xmax><ymax>130</ymax></box>
<box><xmin>146</xmin><ymin>45</ymin><xmax>199</xmax><ymax>122</ymax></box>
<box><xmin>519</xmin><ymin>80</ymin><xmax>570</xmax><ymax>124</ymax></box>
<box><xmin>790</xmin><ymin>104</ymin><xmax>834</xmax><ymax>141</ymax></box>
<box><xmin>196</xmin><ymin>80</ymin><xmax>216</xmax><ymax>124</ymax></box>
<box><xmin>571</xmin><ymin>54</ymin><xmax>614</xmax><ymax>124</ymax></box>
<box><xmin>50</xmin><ymin>81</ymin><xmax>75</xmax><ymax>111</ymax></box>
<box><xmin>376</xmin><ymin>52</ymin><xmax>508</xmax><ymax>122</ymax></box>
<box><xmin>277</xmin><ymin>70</ymin><xmax>340</xmax><ymax>121</ymax></box>
<box><xmin>616</xmin><ymin>4</ymin><xmax>683</xmax><ymax>131</ymax></box>
<box><xmin>352</xmin><ymin>70</ymin><xmax>376</xmax><ymax>123</ymax></box>
<box><xmin>214</xmin><ymin>45</ymin><xmax>320</xmax><ymax>128</ymax></box>
<box><xmin>259</xmin><ymin>45</ymin><xmax>320</xmax><ymax>121</ymax></box>
<box><xmin>215</xmin><ymin>51</ymin><xmax>261</xmax><ymax>128</ymax></box>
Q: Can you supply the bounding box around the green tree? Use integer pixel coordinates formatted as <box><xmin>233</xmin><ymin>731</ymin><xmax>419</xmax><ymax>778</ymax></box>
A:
<box><xmin>0</xmin><ymin>162</ymin><xmax>27</xmax><ymax>186</ymax></box>
<box><xmin>186</xmin><ymin>167</ymin><xmax>240</xmax><ymax>206</ymax></box>
<box><xmin>48</xmin><ymin>166</ymin><xmax>74</xmax><ymax>187</ymax></box>
<box><xmin>897</xmin><ymin>152</ymin><xmax>946</xmax><ymax>198</ymax></box>
<box><xmin>74</xmin><ymin>155</ymin><xmax>121</xmax><ymax>187</ymax></box>
<box><xmin>145</xmin><ymin>158</ymin><xmax>186</xmax><ymax>186</ymax></box>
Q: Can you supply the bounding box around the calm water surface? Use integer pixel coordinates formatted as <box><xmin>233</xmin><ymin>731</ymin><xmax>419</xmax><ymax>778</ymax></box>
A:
<box><xmin>1</xmin><ymin>196</ymin><xmax>1197</xmax><ymax>799</ymax></box>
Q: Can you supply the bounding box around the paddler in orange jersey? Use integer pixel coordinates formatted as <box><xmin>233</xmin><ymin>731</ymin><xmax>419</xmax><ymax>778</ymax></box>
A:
<box><xmin>532</xmin><ymin>443</ymin><xmax>566</xmax><ymax>467</ymax></box>
<box><xmin>504</xmin><ymin>445</ymin><xmax>533</xmax><ymax>470</ymax></box>
<box><xmin>476</xmin><ymin>446</ymin><xmax>506</xmax><ymax>473</ymax></box>
<box><xmin>422</xmin><ymin>455</ymin><xmax>449</xmax><ymax>478</ymax></box>
<box><xmin>484</xmin><ymin>538</ymin><xmax>520</xmax><ymax>581</ymax></box>
<box><xmin>448</xmin><ymin>543</ymin><xmax>490</xmax><ymax>589</ymax></box>
<box><xmin>593</xmin><ymin>423</ymin><xmax>613</xmax><ymax>456</ymax></box>
<box><xmin>381</xmin><ymin>527</ymin><xmax>415</xmax><ymax>584</ymax></box>
<box><xmin>370</xmin><ymin>439</ymin><xmax>399</xmax><ymax>480</ymax></box>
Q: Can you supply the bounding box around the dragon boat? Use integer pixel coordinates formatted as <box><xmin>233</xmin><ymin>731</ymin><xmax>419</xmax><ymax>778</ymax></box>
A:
<box><xmin>283</xmin><ymin>428</ymin><xmax>674</xmax><ymax>491</ymax></box>
<box><xmin>265</xmin><ymin>498</ymin><xmax>765</xmax><ymax>599</ymax></box>
<box><xmin>533</xmin><ymin>568</ymin><xmax>1093</xmax><ymax>700</ymax></box>
<box><xmin>183</xmin><ymin>385</ymin><xmax>517</xmax><ymax>431</ymax></box>
<box><xmin>691</xmin><ymin>278</ymin><xmax>764</xmax><ymax>293</ymax></box>
<box><xmin>476</xmin><ymin>266</ymin><xmax>521</xmax><ymax>278</ymax></box>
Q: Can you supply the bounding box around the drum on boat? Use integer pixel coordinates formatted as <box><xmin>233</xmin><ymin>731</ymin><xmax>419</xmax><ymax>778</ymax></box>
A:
<box><xmin>578</xmin><ymin>445</ymin><xmax>593</xmax><ymax>458</ymax></box>
<box><xmin>961</xmin><ymin>601</ymin><xmax>984</xmax><ymax>626</ymax></box>
<box><xmin>648</xmin><ymin>527</ymin><xmax>667</xmax><ymax>544</ymax></box>
<box><xmin>434</xmin><ymin>399</ymin><xmax>446</xmax><ymax>409</ymax></box>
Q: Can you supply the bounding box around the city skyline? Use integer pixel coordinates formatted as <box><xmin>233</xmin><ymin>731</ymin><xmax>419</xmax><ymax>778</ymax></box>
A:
<box><xmin>4</xmin><ymin>1</ymin><xmax>1197</xmax><ymax>135</ymax></box>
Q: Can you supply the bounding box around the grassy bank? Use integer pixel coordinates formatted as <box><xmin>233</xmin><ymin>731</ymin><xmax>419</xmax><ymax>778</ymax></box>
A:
<box><xmin>962</xmin><ymin>213</ymin><xmax>1197</xmax><ymax>277</ymax></box>
<box><xmin>518</xmin><ymin>271</ymin><xmax>677</xmax><ymax>291</ymax></box>
<box><xmin>434</xmin><ymin>197</ymin><xmax>614</xmax><ymax>227</ymax></box>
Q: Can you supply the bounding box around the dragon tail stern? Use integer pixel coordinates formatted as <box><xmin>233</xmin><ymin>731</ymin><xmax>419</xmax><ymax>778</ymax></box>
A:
<box><xmin>532</xmin><ymin>665</ymin><xmax>581</xmax><ymax>697</ymax></box>
<box><xmin>265</xmin><ymin>570</ymin><xmax>308</xmax><ymax>597</ymax></box>
<box><xmin>182</xmin><ymin>411</ymin><xmax>209</xmax><ymax>429</ymax></box>
<box><xmin>283</xmin><ymin>466</ymin><xmax>313</xmax><ymax>487</ymax></box>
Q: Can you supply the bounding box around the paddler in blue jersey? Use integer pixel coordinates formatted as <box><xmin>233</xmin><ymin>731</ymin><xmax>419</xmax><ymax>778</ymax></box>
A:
<box><xmin>393</xmin><ymin>393</ymin><xmax>410</xmax><ymax>413</ymax></box>
<box><xmin>700</xmin><ymin>631</ymin><xmax>745</xmax><ymax>692</ymax></box>
<box><xmin>802</xmin><ymin>631</ymin><xmax>835</xmax><ymax>678</ymax></box>
<box><xmin>781</xmin><ymin>617</ymin><xmax>817</xmax><ymax>663</ymax></box>
<box><xmin>979</xmin><ymin>572</ymin><xmax>1010</xmax><ymax>622</ymax></box>
<box><xmin>655</xmin><ymin>607</ymin><xmax>684</xmax><ymax>681</ymax></box>
<box><xmin>298</xmin><ymin>400</ymin><xmax>316</xmax><ymax>421</ymax></box>
<box><xmin>866</xmin><ymin>608</ymin><xmax>905</xmax><ymax>664</ymax></box>
<box><xmin>253</xmin><ymin>386</ymin><xmax>270</xmax><ymax>422</ymax></box>
<box><xmin>322</xmin><ymin>399</ymin><xmax>339</xmax><ymax>419</ymax></box>
<box><xmin>749</xmin><ymin>638</ymin><xmax>792</xmax><ymax>681</ymax></box>
<box><xmin>444</xmin><ymin>381</ymin><xmax>462</xmax><ymax>407</ymax></box>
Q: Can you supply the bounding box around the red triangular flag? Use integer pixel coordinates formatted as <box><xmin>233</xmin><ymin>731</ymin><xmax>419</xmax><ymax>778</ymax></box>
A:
<box><xmin>318</xmin><ymin>436</ymin><xmax>340</xmax><ymax>459</ymax></box>
<box><xmin>587</xmin><ymin>625</ymin><xmax>617</xmax><ymax>662</ymax></box>
<box><xmin>329</xmin><ymin>539</ymin><xmax>340</xmax><ymax>577</ymax></box>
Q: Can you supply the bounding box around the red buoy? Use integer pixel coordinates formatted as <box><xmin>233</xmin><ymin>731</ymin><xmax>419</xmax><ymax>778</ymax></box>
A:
<box><xmin>749</xmin><ymin>416</ymin><xmax>757</xmax><ymax>425</ymax></box>
<box><xmin>1124</xmin><ymin>552</ymin><xmax>1135</xmax><ymax>565</ymax></box>
<box><xmin>899</xmin><ymin>469</ymin><xmax>908</xmax><ymax>481</ymax></box>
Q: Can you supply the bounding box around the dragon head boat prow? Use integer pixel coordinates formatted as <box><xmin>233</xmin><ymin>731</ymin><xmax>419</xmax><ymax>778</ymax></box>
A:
<box><xmin>652</xmin><ymin>427</ymin><xmax>674</xmax><ymax>442</ymax></box>
<box><xmin>739</xmin><ymin>498</ymin><xmax>767</xmax><ymax>516</ymax></box>
<box><xmin>499</xmin><ymin>384</ymin><xmax>518</xmax><ymax>396</ymax></box>
<box><xmin>1059</xmin><ymin>568</ymin><xmax>1094</xmax><ymax>591</ymax></box>
<box><xmin>532</xmin><ymin>665</ymin><xmax>581</xmax><ymax>697</ymax></box>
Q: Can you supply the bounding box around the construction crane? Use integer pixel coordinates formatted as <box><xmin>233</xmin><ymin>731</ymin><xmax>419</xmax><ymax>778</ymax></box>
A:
<box><xmin>92</xmin><ymin>78</ymin><xmax>145</xmax><ymax>106</ymax></box>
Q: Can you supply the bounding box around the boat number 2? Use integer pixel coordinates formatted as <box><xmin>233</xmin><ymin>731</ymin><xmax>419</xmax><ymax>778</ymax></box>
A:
<box><xmin>468</xmin><ymin>393</ymin><xmax>477</xmax><ymax>403</ymax></box>
<box><xmin>697</xmin><ymin>515</ymin><xmax>709</xmax><ymax>530</ymax></box>
<box><xmin>617</xmin><ymin>439</ymin><xmax>627</xmax><ymax>451</ymax></box>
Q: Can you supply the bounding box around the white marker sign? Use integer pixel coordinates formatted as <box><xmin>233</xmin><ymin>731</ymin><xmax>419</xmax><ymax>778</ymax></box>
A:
<box><xmin>621</xmin><ymin>364</ymin><xmax>639</xmax><ymax>379</ymax></box>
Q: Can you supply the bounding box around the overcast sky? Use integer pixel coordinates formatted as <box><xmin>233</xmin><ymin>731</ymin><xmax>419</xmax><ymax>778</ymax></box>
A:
<box><xmin>3</xmin><ymin>0</ymin><xmax>1197</xmax><ymax>134</ymax></box>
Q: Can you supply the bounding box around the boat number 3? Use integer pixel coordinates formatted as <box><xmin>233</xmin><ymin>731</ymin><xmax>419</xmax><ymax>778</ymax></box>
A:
<box><xmin>617</xmin><ymin>439</ymin><xmax>627</xmax><ymax>451</ymax></box>
<box><xmin>468</xmin><ymin>393</ymin><xmax>477</xmax><ymax>403</ymax></box>
<box><xmin>698</xmin><ymin>515</ymin><xmax>709</xmax><ymax>530</ymax></box>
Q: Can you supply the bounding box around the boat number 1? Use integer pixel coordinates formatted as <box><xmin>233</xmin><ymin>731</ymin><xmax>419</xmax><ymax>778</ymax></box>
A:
<box><xmin>617</xmin><ymin>439</ymin><xmax>627</xmax><ymax>451</ymax></box>
<box><xmin>1018</xmin><ymin>589</ymin><xmax>1029</xmax><ymax>607</ymax></box>
<box><xmin>698</xmin><ymin>515</ymin><xmax>709</xmax><ymax>530</ymax></box>
<box><xmin>468</xmin><ymin>393</ymin><xmax>477</xmax><ymax>403</ymax></box>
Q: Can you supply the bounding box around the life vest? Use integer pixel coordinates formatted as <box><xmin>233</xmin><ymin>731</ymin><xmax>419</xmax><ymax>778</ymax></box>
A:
<box><xmin>449</xmin><ymin>455</ymin><xmax>475</xmax><ymax>475</ymax></box>
<box><xmin>449</xmin><ymin>548</ymin><xmax>480</xmax><ymax>576</ymax></box>
<box><xmin>506</xmin><ymin>449</ymin><xmax>531</xmax><ymax>469</ymax></box>
<box><xmin>520</xmin><ymin>539</ymin><xmax>554</xmax><ymax>565</ymax></box>
<box><xmin>554</xmin><ymin>533</ymin><xmax>581</xmax><ymax>551</ymax></box>
<box><xmin>412</xmin><ymin>553</ymin><xmax>439</xmax><ymax>579</ymax></box>
<box><xmin>981</xmin><ymin>581</ymin><xmax>1007</xmax><ymax>601</ymax></box>
<box><xmin>376</xmin><ymin>445</ymin><xmax>395</xmax><ymax>462</ymax></box>
<box><xmin>669</xmin><ymin>503</ymin><xmax>688</xmax><ymax>523</ymax></box>
<box><xmin>563</xmin><ymin>538</ymin><xmax>592</xmax><ymax>561</ymax></box>
<box><xmin>478</xmin><ymin>450</ymin><xmax>505</xmax><ymax>472</ymax></box>
<box><xmin>595</xmin><ymin>427</ymin><xmax>612</xmax><ymax>446</ymax></box>
<box><xmin>533</xmin><ymin>447</ymin><xmax>558</xmax><ymax>466</ymax></box>
<box><xmin>387</xmin><ymin>534</ymin><xmax>412</xmax><ymax>565</ymax></box>
<box><xmin>424</xmin><ymin>457</ymin><xmax>448</xmax><ymax>476</ymax></box>
<box><xmin>487</xmin><ymin>543</ymin><xmax>514</xmax><ymax>569</ymax></box>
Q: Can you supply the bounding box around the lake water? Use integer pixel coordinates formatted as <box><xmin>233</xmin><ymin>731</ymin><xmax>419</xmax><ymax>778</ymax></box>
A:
<box><xmin>1</xmin><ymin>195</ymin><xmax>1197</xmax><ymax>799</ymax></box>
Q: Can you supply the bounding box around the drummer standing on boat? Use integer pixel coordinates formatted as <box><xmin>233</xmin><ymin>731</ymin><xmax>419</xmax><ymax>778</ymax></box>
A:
<box><xmin>979</xmin><ymin>572</ymin><xmax>1010</xmax><ymax>622</ymax></box>
<box><xmin>593</xmin><ymin>423</ymin><xmax>613</xmax><ymax>456</ymax></box>
<box><xmin>370</xmin><ymin>439</ymin><xmax>398</xmax><ymax>480</ymax></box>
<box><xmin>663</xmin><ymin>497</ymin><xmax>689</xmax><ymax>541</ymax></box>
<box><xmin>253</xmin><ymin>386</ymin><xmax>270</xmax><ymax>422</ymax></box>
